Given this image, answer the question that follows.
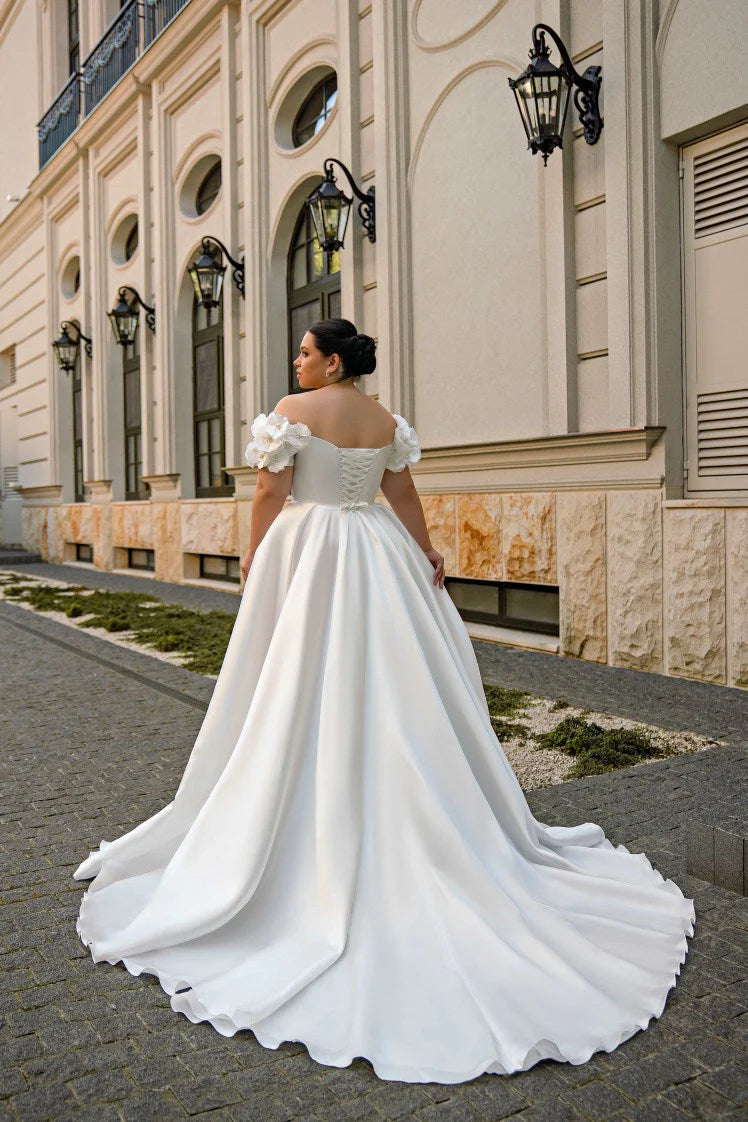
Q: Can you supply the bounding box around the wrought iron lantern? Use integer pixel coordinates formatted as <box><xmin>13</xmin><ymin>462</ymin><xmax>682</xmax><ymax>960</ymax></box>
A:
<box><xmin>508</xmin><ymin>23</ymin><xmax>602</xmax><ymax>164</ymax></box>
<box><xmin>52</xmin><ymin>321</ymin><xmax>92</xmax><ymax>374</ymax></box>
<box><xmin>107</xmin><ymin>286</ymin><xmax>155</xmax><ymax>347</ymax></box>
<box><xmin>305</xmin><ymin>158</ymin><xmax>375</xmax><ymax>252</ymax></box>
<box><xmin>187</xmin><ymin>236</ymin><xmax>245</xmax><ymax>309</ymax></box>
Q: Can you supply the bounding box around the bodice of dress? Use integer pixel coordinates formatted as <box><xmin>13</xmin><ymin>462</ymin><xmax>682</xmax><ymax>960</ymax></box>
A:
<box><xmin>245</xmin><ymin>411</ymin><xmax>421</xmax><ymax>511</ymax></box>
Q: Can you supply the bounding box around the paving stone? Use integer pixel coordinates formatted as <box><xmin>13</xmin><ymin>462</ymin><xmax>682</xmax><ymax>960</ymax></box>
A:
<box><xmin>2</xmin><ymin>590</ymin><xmax>746</xmax><ymax>1122</ymax></box>
<box><xmin>698</xmin><ymin>1063</ymin><xmax>748</xmax><ymax>1105</ymax></box>
<box><xmin>8</xmin><ymin>1082</ymin><xmax>78</xmax><ymax>1121</ymax></box>
<box><xmin>119</xmin><ymin>1090</ymin><xmax>189</xmax><ymax>1121</ymax></box>
<box><xmin>170</xmin><ymin>1076</ymin><xmax>245</xmax><ymax>1114</ymax></box>
<box><xmin>662</xmin><ymin>1076</ymin><xmax>740</xmax><ymax>1119</ymax></box>
<box><xmin>606</xmin><ymin>1048</ymin><xmax>707</xmax><ymax>1100</ymax></box>
<box><xmin>70</xmin><ymin>1066</ymin><xmax>138</xmax><ymax>1105</ymax></box>
<box><xmin>556</xmin><ymin>1077</ymin><xmax>633</xmax><ymax>1118</ymax></box>
<box><xmin>623</xmin><ymin>1095</ymin><xmax>697</xmax><ymax>1120</ymax></box>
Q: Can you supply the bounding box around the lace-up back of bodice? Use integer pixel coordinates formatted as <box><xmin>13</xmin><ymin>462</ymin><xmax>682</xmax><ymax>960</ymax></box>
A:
<box><xmin>245</xmin><ymin>411</ymin><xmax>421</xmax><ymax>511</ymax></box>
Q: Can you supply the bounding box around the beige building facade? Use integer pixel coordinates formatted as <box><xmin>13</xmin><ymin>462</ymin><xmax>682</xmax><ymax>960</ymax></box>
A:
<box><xmin>0</xmin><ymin>0</ymin><xmax>746</xmax><ymax>687</ymax></box>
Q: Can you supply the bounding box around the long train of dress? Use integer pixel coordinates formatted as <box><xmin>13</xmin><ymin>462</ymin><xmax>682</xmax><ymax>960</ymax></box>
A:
<box><xmin>74</xmin><ymin>494</ymin><xmax>695</xmax><ymax>1083</ymax></box>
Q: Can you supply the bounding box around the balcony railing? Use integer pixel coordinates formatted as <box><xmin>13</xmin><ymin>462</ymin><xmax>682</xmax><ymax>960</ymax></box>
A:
<box><xmin>83</xmin><ymin>0</ymin><xmax>139</xmax><ymax>117</ymax></box>
<box><xmin>37</xmin><ymin>0</ymin><xmax>190</xmax><ymax>168</ymax></box>
<box><xmin>38</xmin><ymin>71</ymin><xmax>80</xmax><ymax>169</ymax></box>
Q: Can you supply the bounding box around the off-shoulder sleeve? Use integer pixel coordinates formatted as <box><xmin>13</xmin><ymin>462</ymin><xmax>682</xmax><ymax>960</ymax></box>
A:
<box><xmin>385</xmin><ymin>414</ymin><xmax>421</xmax><ymax>473</ymax></box>
<box><xmin>244</xmin><ymin>410</ymin><xmax>312</xmax><ymax>473</ymax></box>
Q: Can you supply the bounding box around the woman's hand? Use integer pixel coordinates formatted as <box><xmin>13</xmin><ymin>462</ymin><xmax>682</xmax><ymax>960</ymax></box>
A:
<box><xmin>423</xmin><ymin>547</ymin><xmax>445</xmax><ymax>588</ymax></box>
<box><xmin>240</xmin><ymin>550</ymin><xmax>255</xmax><ymax>582</ymax></box>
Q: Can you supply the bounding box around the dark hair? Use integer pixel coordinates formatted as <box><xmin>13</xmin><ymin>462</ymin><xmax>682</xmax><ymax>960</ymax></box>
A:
<box><xmin>308</xmin><ymin>318</ymin><xmax>377</xmax><ymax>379</ymax></box>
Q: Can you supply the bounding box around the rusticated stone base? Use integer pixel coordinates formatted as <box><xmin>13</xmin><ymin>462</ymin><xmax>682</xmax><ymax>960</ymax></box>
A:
<box><xmin>556</xmin><ymin>491</ymin><xmax>607</xmax><ymax>663</ymax></box>
<box><xmin>665</xmin><ymin>509</ymin><xmax>726</xmax><ymax>684</ymax></box>
<box><xmin>607</xmin><ymin>491</ymin><xmax>663</xmax><ymax>672</ymax></box>
<box><xmin>16</xmin><ymin>487</ymin><xmax>748</xmax><ymax>690</ymax></box>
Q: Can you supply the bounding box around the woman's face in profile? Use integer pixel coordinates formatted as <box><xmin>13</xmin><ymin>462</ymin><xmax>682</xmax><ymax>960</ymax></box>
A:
<box><xmin>294</xmin><ymin>331</ymin><xmax>341</xmax><ymax>389</ymax></box>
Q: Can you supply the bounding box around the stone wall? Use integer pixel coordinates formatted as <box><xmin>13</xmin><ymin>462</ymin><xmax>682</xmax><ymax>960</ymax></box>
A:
<box><xmin>19</xmin><ymin>489</ymin><xmax>748</xmax><ymax>689</ymax></box>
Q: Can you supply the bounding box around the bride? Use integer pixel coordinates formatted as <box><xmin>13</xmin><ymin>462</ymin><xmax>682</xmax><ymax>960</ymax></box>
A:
<box><xmin>74</xmin><ymin>317</ymin><xmax>695</xmax><ymax>1085</ymax></box>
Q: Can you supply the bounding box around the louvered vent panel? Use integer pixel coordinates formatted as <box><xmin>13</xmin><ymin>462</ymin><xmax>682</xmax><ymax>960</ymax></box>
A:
<box><xmin>9</xmin><ymin>348</ymin><xmax>16</xmax><ymax>384</ymax></box>
<box><xmin>696</xmin><ymin>389</ymin><xmax>748</xmax><ymax>475</ymax></box>
<box><xmin>693</xmin><ymin>137</ymin><xmax>748</xmax><ymax>238</ymax></box>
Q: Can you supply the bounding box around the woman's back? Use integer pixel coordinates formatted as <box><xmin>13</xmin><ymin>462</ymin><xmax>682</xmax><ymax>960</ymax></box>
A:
<box><xmin>280</xmin><ymin>385</ymin><xmax>397</xmax><ymax>449</ymax></box>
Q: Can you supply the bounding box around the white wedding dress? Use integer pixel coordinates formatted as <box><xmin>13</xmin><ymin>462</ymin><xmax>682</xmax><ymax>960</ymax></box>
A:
<box><xmin>74</xmin><ymin>410</ymin><xmax>696</xmax><ymax>1084</ymax></box>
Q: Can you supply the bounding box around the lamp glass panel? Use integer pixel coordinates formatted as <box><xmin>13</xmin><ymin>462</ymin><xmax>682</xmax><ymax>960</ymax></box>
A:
<box><xmin>310</xmin><ymin>233</ymin><xmax>324</xmax><ymax>280</ymax></box>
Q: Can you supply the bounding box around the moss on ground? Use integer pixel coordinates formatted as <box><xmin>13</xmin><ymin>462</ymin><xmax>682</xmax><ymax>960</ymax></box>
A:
<box><xmin>534</xmin><ymin>714</ymin><xmax>674</xmax><ymax>779</ymax></box>
<box><xmin>1</xmin><ymin>581</ymin><xmax>234</xmax><ymax>675</ymax></box>
<box><xmin>483</xmin><ymin>685</ymin><xmax>531</xmax><ymax>719</ymax></box>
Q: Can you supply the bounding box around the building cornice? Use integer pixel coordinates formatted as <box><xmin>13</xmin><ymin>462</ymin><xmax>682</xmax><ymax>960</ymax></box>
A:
<box><xmin>415</xmin><ymin>426</ymin><xmax>665</xmax><ymax>473</ymax></box>
<box><xmin>14</xmin><ymin>484</ymin><xmax>63</xmax><ymax>504</ymax></box>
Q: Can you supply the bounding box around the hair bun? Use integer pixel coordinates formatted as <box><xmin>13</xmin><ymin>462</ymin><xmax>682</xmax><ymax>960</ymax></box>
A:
<box><xmin>343</xmin><ymin>333</ymin><xmax>377</xmax><ymax>377</ymax></box>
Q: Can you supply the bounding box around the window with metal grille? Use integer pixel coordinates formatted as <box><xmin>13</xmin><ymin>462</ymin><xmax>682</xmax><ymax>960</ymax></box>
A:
<box><xmin>72</xmin><ymin>346</ymin><xmax>86</xmax><ymax>502</ymax></box>
<box><xmin>192</xmin><ymin>294</ymin><xmax>231</xmax><ymax>496</ymax></box>
<box><xmin>123</xmin><ymin>331</ymin><xmax>147</xmax><ymax>499</ymax></box>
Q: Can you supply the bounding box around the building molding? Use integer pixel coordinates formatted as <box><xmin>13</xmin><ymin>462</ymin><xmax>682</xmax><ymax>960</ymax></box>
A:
<box><xmin>266</xmin><ymin>36</ymin><xmax>337</xmax><ymax>107</ymax></box>
<box><xmin>410</xmin><ymin>0</ymin><xmax>509</xmax><ymax>53</ymax></box>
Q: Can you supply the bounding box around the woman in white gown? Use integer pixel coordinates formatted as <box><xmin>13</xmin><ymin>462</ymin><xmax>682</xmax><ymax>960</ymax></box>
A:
<box><xmin>74</xmin><ymin>318</ymin><xmax>695</xmax><ymax>1085</ymax></box>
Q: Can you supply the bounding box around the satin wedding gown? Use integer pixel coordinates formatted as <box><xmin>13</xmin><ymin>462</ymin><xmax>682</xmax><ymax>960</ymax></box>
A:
<box><xmin>74</xmin><ymin>409</ymin><xmax>696</xmax><ymax>1084</ymax></box>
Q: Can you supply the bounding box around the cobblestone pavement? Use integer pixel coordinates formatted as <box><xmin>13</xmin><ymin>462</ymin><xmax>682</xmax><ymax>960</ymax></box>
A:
<box><xmin>1</xmin><ymin>594</ymin><xmax>746</xmax><ymax>1121</ymax></box>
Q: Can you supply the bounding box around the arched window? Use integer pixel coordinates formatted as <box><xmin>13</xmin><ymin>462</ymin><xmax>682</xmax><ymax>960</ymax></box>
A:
<box><xmin>72</xmin><ymin>343</ymin><xmax>87</xmax><ymax>502</ymax></box>
<box><xmin>292</xmin><ymin>74</ymin><xmax>338</xmax><ymax>147</ymax></box>
<box><xmin>196</xmin><ymin>161</ymin><xmax>221</xmax><ymax>216</ymax></box>
<box><xmin>287</xmin><ymin>204</ymin><xmax>341</xmax><ymax>395</ymax></box>
<box><xmin>123</xmin><ymin>330</ymin><xmax>146</xmax><ymax>499</ymax></box>
<box><xmin>192</xmin><ymin>294</ymin><xmax>231</xmax><ymax>496</ymax></box>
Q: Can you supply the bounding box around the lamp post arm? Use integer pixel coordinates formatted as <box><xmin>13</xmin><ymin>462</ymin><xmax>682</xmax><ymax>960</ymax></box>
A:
<box><xmin>323</xmin><ymin>158</ymin><xmax>376</xmax><ymax>244</ymax></box>
<box><xmin>323</xmin><ymin>158</ymin><xmax>369</xmax><ymax>204</ymax></box>
<box><xmin>531</xmin><ymin>23</ymin><xmax>593</xmax><ymax>93</ymax></box>
<box><xmin>61</xmin><ymin>320</ymin><xmax>93</xmax><ymax>358</ymax></box>
<box><xmin>119</xmin><ymin>285</ymin><xmax>156</xmax><ymax>333</ymax></box>
<box><xmin>202</xmin><ymin>236</ymin><xmax>245</xmax><ymax>299</ymax></box>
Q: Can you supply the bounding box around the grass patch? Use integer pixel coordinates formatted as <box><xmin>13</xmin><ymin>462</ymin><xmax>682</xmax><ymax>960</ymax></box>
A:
<box><xmin>1</xmin><ymin>582</ymin><xmax>235</xmax><ymax>675</ymax></box>
<box><xmin>533</xmin><ymin>714</ymin><xmax>674</xmax><ymax>779</ymax></box>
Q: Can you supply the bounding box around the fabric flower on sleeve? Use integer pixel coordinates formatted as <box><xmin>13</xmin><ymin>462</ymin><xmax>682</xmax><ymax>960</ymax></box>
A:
<box><xmin>244</xmin><ymin>411</ymin><xmax>312</xmax><ymax>473</ymax></box>
<box><xmin>385</xmin><ymin>414</ymin><xmax>421</xmax><ymax>473</ymax></box>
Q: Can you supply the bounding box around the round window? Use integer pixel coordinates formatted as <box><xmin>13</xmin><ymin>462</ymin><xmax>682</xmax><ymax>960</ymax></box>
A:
<box><xmin>61</xmin><ymin>254</ymin><xmax>81</xmax><ymax>300</ymax></box>
<box><xmin>196</xmin><ymin>161</ymin><xmax>221</xmax><ymax>216</ymax></box>
<box><xmin>124</xmin><ymin>221</ymin><xmax>138</xmax><ymax>261</ymax></box>
<box><xmin>292</xmin><ymin>74</ymin><xmax>338</xmax><ymax>147</ymax></box>
<box><xmin>111</xmin><ymin>213</ymin><xmax>139</xmax><ymax>266</ymax></box>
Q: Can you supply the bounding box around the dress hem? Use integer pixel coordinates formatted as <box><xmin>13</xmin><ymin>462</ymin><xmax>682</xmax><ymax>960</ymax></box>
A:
<box><xmin>74</xmin><ymin>834</ymin><xmax>696</xmax><ymax>1086</ymax></box>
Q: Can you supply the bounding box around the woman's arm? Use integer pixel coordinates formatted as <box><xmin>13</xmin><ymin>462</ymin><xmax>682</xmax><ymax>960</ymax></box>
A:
<box><xmin>380</xmin><ymin>467</ymin><xmax>445</xmax><ymax>587</ymax></box>
<box><xmin>241</xmin><ymin>466</ymin><xmax>293</xmax><ymax>580</ymax></box>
